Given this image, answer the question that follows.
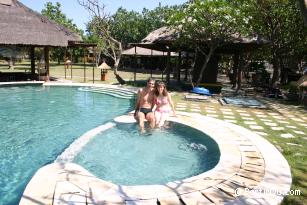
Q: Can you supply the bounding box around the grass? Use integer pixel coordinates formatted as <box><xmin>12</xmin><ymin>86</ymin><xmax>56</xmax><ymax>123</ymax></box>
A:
<box><xmin>1</xmin><ymin>60</ymin><xmax>306</xmax><ymax>204</ymax></box>
<box><xmin>0</xmin><ymin>61</ymin><xmax>165</xmax><ymax>84</ymax></box>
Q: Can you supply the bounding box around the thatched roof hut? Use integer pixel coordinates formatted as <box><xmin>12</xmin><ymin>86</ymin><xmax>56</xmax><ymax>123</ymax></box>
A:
<box><xmin>131</xmin><ymin>27</ymin><xmax>178</xmax><ymax>51</ymax></box>
<box><xmin>142</xmin><ymin>27</ymin><xmax>178</xmax><ymax>45</ymax></box>
<box><xmin>122</xmin><ymin>46</ymin><xmax>178</xmax><ymax>56</ymax></box>
<box><xmin>134</xmin><ymin>26</ymin><xmax>269</xmax><ymax>53</ymax></box>
<box><xmin>132</xmin><ymin>26</ymin><xmax>269</xmax><ymax>85</ymax></box>
<box><xmin>98</xmin><ymin>62</ymin><xmax>111</xmax><ymax>70</ymax></box>
<box><xmin>0</xmin><ymin>0</ymin><xmax>81</xmax><ymax>47</ymax></box>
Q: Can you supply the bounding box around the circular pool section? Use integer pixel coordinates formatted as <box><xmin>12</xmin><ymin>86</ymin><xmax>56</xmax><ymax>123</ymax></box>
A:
<box><xmin>0</xmin><ymin>85</ymin><xmax>134</xmax><ymax>205</ymax></box>
<box><xmin>74</xmin><ymin>122</ymin><xmax>220</xmax><ymax>185</ymax></box>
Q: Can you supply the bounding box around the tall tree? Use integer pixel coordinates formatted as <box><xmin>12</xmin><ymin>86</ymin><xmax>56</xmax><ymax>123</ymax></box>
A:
<box><xmin>109</xmin><ymin>8</ymin><xmax>144</xmax><ymax>47</ymax></box>
<box><xmin>108</xmin><ymin>4</ymin><xmax>180</xmax><ymax>47</ymax></box>
<box><xmin>41</xmin><ymin>2</ymin><xmax>82</xmax><ymax>33</ymax></box>
<box><xmin>240</xmin><ymin>0</ymin><xmax>307</xmax><ymax>86</ymax></box>
<box><xmin>41</xmin><ymin>2</ymin><xmax>83</xmax><ymax>64</ymax></box>
<box><xmin>79</xmin><ymin>0</ymin><xmax>123</xmax><ymax>79</ymax></box>
<box><xmin>141</xmin><ymin>4</ymin><xmax>181</xmax><ymax>39</ymax></box>
<box><xmin>168</xmin><ymin>0</ymin><xmax>245</xmax><ymax>87</ymax></box>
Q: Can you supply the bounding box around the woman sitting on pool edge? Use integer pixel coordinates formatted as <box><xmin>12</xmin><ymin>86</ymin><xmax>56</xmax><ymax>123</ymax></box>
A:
<box><xmin>154</xmin><ymin>81</ymin><xmax>176</xmax><ymax>128</ymax></box>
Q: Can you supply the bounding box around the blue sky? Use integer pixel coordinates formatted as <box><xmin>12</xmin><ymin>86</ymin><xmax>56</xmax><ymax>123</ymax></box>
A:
<box><xmin>19</xmin><ymin>0</ymin><xmax>187</xmax><ymax>31</ymax></box>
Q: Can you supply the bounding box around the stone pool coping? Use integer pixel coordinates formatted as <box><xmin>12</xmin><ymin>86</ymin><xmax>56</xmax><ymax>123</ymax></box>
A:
<box><xmin>0</xmin><ymin>81</ymin><xmax>44</xmax><ymax>87</ymax></box>
<box><xmin>43</xmin><ymin>81</ymin><xmax>138</xmax><ymax>92</ymax></box>
<box><xmin>19</xmin><ymin>105</ymin><xmax>291</xmax><ymax>205</ymax></box>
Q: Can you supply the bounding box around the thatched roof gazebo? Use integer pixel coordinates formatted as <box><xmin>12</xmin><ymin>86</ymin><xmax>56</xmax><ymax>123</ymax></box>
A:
<box><xmin>132</xmin><ymin>27</ymin><xmax>179</xmax><ymax>52</ymax></box>
<box><xmin>121</xmin><ymin>46</ymin><xmax>179</xmax><ymax>81</ymax></box>
<box><xmin>122</xmin><ymin>46</ymin><xmax>178</xmax><ymax>56</ymax></box>
<box><xmin>132</xmin><ymin>26</ymin><xmax>269</xmax><ymax>86</ymax></box>
<box><xmin>0</xmin><ymin>0</ymin><xmax>82</xmax><ymax>81</ymax></box>
<box><xmin>136</xmin><ymin>26</ymin><xmax>268</xmax><ymax>53</ymax></box>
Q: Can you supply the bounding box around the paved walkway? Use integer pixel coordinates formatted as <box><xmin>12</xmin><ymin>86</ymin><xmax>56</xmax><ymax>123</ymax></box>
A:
<box><xmin>175</xmin><ymin>97</ymin><xmax>306</xmax><ymax>143</ymax></box>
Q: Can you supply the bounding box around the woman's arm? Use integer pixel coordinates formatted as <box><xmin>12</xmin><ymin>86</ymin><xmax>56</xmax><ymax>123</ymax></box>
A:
<box><xmin>152</xmin><ymin>96</ymin><xmax>157</xmax><ymax>111</ymax></box>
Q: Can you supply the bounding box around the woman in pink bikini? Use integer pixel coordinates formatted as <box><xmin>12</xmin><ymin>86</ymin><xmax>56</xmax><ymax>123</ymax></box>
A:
<box><xmin>154</xmin><ymin>81</ymin><xmax>176</xmax><ymax>128</ymax></box>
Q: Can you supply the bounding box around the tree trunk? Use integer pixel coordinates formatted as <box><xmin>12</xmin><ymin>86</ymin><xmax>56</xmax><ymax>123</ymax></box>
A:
<box><xmin>237</xmin><ymin>55</ymin><xmax>242</xmax><ymax>91</ymax></box>
<box><xmin>112</xmin><ymin>40</ymin><xmax>122</xmax><ymax>75</ymax></box>
<box><xmin>271</xmin><ymin>51</ymin><xmax>280</xmax><ymax>87</ymax></box>
<box><xmin>113</xmin><ymin>48</ymin><xmax>125</xmax><ymax>85</ymax></box>
<box><xmin>57</xmin><ymin>56</ymin><xmax>61</xmax><ymax>65</ymax></box>
<box><xmin>195</xmin><ymin>46</ymin><xmax>216</xmax><ymax>87</ymax></box>
<box><xmin>280</xmin><ymin>57</ymin><xmax>288</xmax><ymax>85</ymax></box>
<box><xmin>232</xmin><ymin>54</ymin><xmax>239</xmax><ymax>89</ymax></box>
<box><xmin>297</xmin><ymin>0</ymin><xmax>307</xmax><ymax>27</ymax></box>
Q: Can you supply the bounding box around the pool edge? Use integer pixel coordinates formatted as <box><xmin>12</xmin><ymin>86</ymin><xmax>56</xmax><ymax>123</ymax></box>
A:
<box><xmin>19</xmin><ymin>110</ymin><xmax>291</xmax><ymax>205</ymax></box>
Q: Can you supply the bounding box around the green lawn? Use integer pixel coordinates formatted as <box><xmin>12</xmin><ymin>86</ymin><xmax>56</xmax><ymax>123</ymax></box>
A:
<box><xmin>0</xmin><ymin>61</ymin><xmax>165</xmax><ymax>84</ymax></box>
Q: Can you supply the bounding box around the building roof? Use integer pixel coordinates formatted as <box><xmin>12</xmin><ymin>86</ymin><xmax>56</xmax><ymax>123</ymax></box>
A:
<box><xmin>0</xmin><ymin>0</ymin><xmax>81</xmax><ymax>47</ymax></box>
<box><xmin>133</xmin><ymin>26</ymin><xmax>269</xmax><ymax>53</ymax></box>
<box><xmin>141</xmin><ymin>26</ymin><xmax>178</xmax><ymax>45</ymax></box>
<box><xmin>122</xmin><ymin>46</ymin><xmax>178</xmax><ymax>56</ymax></box>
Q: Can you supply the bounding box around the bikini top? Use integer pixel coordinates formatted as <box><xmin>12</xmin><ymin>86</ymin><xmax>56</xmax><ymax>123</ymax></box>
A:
<box><xmin>155</xmin><ymin>96</ymin><xmax>168</xmax><ymax>106</ymax></box>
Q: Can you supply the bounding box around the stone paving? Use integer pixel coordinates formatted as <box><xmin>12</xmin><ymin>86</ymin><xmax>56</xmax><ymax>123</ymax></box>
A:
<box><xmin>20</xmin><ymin>112</ymin><xmax>292</xmax><ymax>205</ymax></box>
<box><xmin>173</xmin><ymin>100</ymin><xmax>306</xmax><ymax>142</ymax></box>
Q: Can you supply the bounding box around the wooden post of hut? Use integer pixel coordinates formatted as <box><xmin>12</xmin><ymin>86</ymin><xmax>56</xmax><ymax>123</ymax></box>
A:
<box><xmin>237</xmin><ymin>55</ymin><xmax>243</xmax><ymax>90</ymax></box>
<box><xmin>177</xmin><ymin>51</ymin><xmax>181</xmax><ymax>83</ymax></box>
<box><xmin>92</xmin><ymin>47</ymin><xmax>96</xmax><ymax>83</ymax></box>
<box><xmin>166</xmin><ymin>50</ymin><xmax>171</xmax><ymax>84</ymax></box>
<box><xmin>83</xmin><ymin>47</ymin><xmax>86</xmax><ymax>82</ymax></box>
<box><xmin>44</xmin><ymin>47</ymin><xmax>49</xmax><ymax>81</ymax></box>
<box><xmin>134</xmin><ymin>46</ymin><xmax>137</xmax><ymax>85</ymax></box>
<box><xmin>184</xmin><ymin>52</ymin><xmax>189</xmax><ymax>81</ymax></box>
<box><xmin>64</xmin><ymin>48</ymin><xmax>67</xmax><ymax>79</ymax></box>
<box><xmin>30</xmin><ymin>46</ymin><xmax>35</xmax><ymax>79</ymax></box>
<box><xmin>70</xmin><ymin>49</ymin><xmax>73</xmax><ymax>80</ymax></box>
<box><xmin>162</xmin><ymin>52</ymin><xmax>164</xmax><ymax>81</ymax></box>
<box><xmin>150</xmin><ymin>49</ymin><xmax>153</xmax><ymax>77</ymax></box>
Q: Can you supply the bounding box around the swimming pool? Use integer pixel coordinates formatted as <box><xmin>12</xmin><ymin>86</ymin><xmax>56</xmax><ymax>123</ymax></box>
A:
<box><xmin>0</xmin><ymin>85</ymin><xmax>133</xmax><ymax>205</ymax></box>
<box><xmin>73</xmin><ymin>122</ymin><xmax>220</xmax><ymax>185</ymax></box>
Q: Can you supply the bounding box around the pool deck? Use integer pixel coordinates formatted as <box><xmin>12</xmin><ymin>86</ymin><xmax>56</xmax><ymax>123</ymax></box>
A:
<box><xmin>19</xmin><ymin>110</ymin><xmax>291</xmax><ymax>205</ymax></box>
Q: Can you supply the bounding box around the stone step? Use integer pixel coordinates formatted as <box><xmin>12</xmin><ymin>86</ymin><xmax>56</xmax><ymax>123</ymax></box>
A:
<box><xmin>79</xmin><ymin>87</ymin><xmax>135</xmax><ymax>99</ymax></box>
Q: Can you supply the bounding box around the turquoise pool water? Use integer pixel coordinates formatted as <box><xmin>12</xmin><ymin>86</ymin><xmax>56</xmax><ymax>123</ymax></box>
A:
<box><xmin>74</xmin><ymin>122</ymin><xmax>220</xmax><ymax>185</ymax></box>
<box><xmin>0</xmin><ymin>85</ymin><xmax>133</xmax><ymax>205</ymax></box>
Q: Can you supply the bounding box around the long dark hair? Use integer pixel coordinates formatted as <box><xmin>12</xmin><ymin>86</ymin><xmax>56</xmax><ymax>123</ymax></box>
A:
<box><xmin>154</xmin><ymin>81</ymin><xmax>168</xmax><ymax>97</ymax></box>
